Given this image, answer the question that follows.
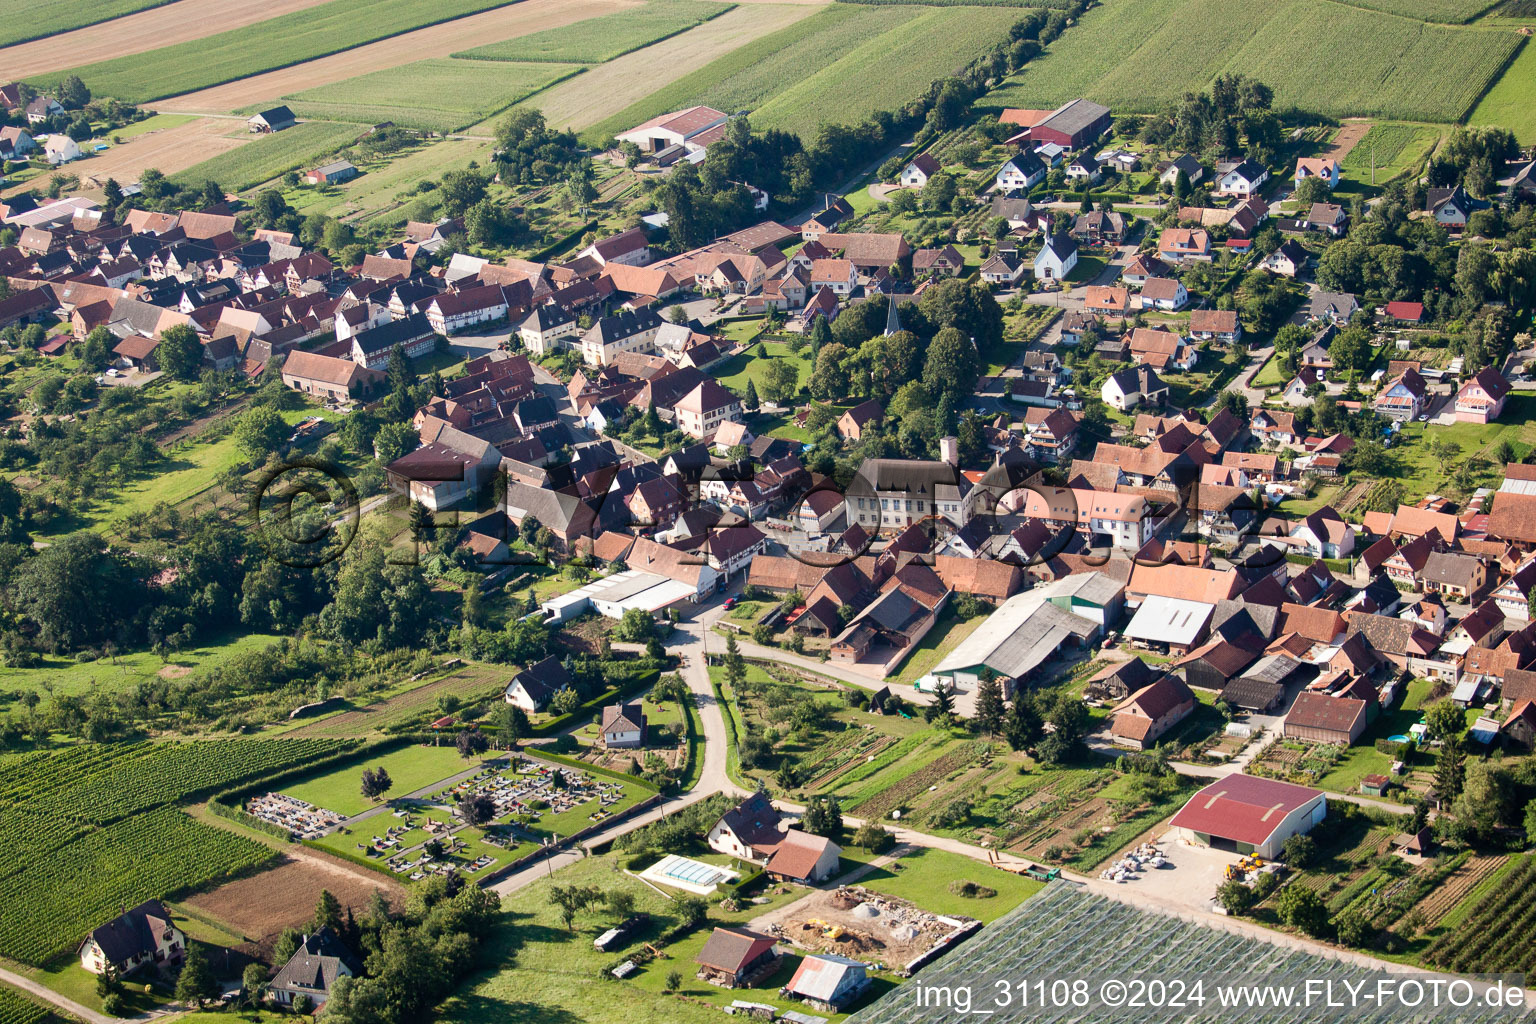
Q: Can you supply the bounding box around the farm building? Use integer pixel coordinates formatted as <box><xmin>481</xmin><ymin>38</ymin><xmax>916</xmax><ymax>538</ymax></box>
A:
<box><xmin>1019</xmin><ymin>98</ymin><xmax>1111</xmax><ymax>149</ymax></box>
<box><xmin>1283</xmin><ymin>691</ymin><xmax>1372</xmax><ymax>745</ymax></box>
<box><xmin>1109</xmin><ymin>675</ymin><xmax>1196</xmax><ymax>749</ymax></box>
<box><xmin>617</xmin><ymin>105</ymin><xmax>728</xmax><ymax>157</ymax></box>
<box><xmin>306</xmin><ymin>160</ymin><xmax>359</xmax><ymax>185</ymax></box>
<box><xmin>79</xmin><ymin>900</ymin><xmax>184</xmax><ymax>976</ymax></box>
<box><xmin>1122</xmin><ymin>595</ymin><xmax>1214</xmax><ymax>655</ymax></box>
<box><xmin>281</xmin><ymin>349</ymin><xmax>384</xmax><ymax>402</ymax></box>
<box><xmin>1168</xmin><ymin>774</ymin><xmax>1326</xmax><ymax>858</ymax></box>
<box><xmin>696</xmin><ymin>927</ymin><xmax>779</xmax><ymax>988</ymax></box>
<box><xmin>248</xmin><ymin>105</ymin><xmax>296</xmax><ymax>132</ymax></box>
<box><xmin>784</xmin><ymin>954</ymin><xmax>870</xmax><ymax>1012</ymax></box>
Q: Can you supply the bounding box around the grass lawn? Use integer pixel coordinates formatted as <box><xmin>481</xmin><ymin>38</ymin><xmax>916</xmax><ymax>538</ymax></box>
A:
<box><xmin>1251</xmin><ymin>351</ymin><xmax>1286</xmax><ymax>388</ymax></box>
<box><xmin>1065</xmin><ymin>256</ymin><xmax>1107</xmax><ymax>282</ymax></box>
<box><xmin>1315</xmin><ymin>677</ymin><xmax>1474</xmax><ymax>798</ymax></box>
<box><xmin>112</xmin><ymin>113</ymin><xmax>201</xmax><ymax>140</ymax></box>
<box><xmin>889</xmin><ymin>610</ymin><xmax>988</xmax><ymax>688</ymax></box>
<box><xmin>713</xmin><ymin>340</ymin><xmax>813</xmax><ymax>401</ymax></box>
<box><xmin>281</xmin><ymin>136</ymin><xmax>497</xmax><ymax>226</ymax></box>
<box><xmin>1389</xmin><ymin>393</ymin><xmax>1536</xmax><ymax>498</ymax></box>
<box><xmin>169</xmin><ymin>121</ymin><xmax>365</xmax><ymax>191</ymax></box>
<box><xmin>281</xmin><ymin>744</ymin><xmax>475</xmax><ymax>816</ymax></box>
<box><xmin>857</xmin><ymin>847</ymin><xmax>1044</xmax><ymax>922</ymax></box>
<box><xmin>752</xmin><ymin>410</ymin><xmax>814</xmax><ymax>444</ymax></box>
<box><xmin>438</xmin><ymin>853</ymin><xmax>875</xmax><ymax>1024</ymax></box>
<box><xmin>0</xmin><ymin>629</ymin><xmax>284</xmax><ymax>707</ymax></box>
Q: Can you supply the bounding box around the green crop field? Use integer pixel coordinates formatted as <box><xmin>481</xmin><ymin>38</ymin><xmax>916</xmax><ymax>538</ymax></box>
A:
<box><xmin>580</xmin><ymin>3</ymin><xmax>918</xmax><ymax>143</ymax></box>
<box><xmin>1340</xmin><ymin>122</ymin><xmax>1441</xmax><ymax>181</ymax></box>
<box><xmin>0</xmin><ymin>0</ymin><xmax>176</xmax><ymax>47</ymax></box>
<box><xmin>749</xmin><ymin>6</ymin><xmax>1026</xmax><ymax>133</ymax></box>
<box><xmin>281</xmin><ymin>58</ymin><xmax>582</xmax><ymax>133</ymax></box>
<box><xmin>0</xmin><ymin>741</ymin><xmax>351</xmax><ymax>964</ymax></box>
<box><xmin>169</xmin><ymin>121</ymin><xmax>361</xmax><ymax>190</ymax></box>
<box><xmin>983</xmin><ymin>0</ymin><xmax>1522</xmax><ymax>122</ymax></box>
<box><xmin>0</xmin><ymin>986</ymin><xmax>49</xmax><ymax>1024</ymax></box>
<box><xmin>456</xmin><ymin>0</ymin><xmax>733</xmax><ymax>62</ymax></box>
<box><xmin>1338</xmin><ymin>0</ymin><xmax>1499</xmax><ymax>19</ymax></box>
<box><xmin>31</xmin><ymin>0</ymin><xmax>525</xmax><ymax>103</ymax></box>
<box><xmin>1470</xmin><ymin>36</ymin><xmax>1536</xmax><ymax>142</ymax></box>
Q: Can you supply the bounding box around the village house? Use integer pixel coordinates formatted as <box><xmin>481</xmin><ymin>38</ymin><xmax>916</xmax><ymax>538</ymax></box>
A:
<box><xmin>1294</xmin><ymin>157</ymin><xmax>1340</xmax><ymax>189</ymax></box>
<box><xmin>1455</xmin><ymin>367</ymin><xmax>1510</xmax><ymax>424</ymax></box>
<box><xmin>899</xmin><ymin>152</ymin><xmax>941</xmax><ymax>187</ymax></box>
<box><xmin>1138</xmin><ymin>277</ymin><xmax>1188</xmax><ymax>312</ymax></box>
<box><xmin>599</xmin><ymin>703</ymin><xmax>647</xmax><ymax>749</ymax></box>
<box><xmin>268</xmin><ymin>929</ymin><xmax>360</xmax><ymax>1010</ymax></box>
<box><xmin>79</xmin><ymin>901</ymin><xmax>184</xmax><ymax>977</ymax></box>
<box><xmin>504</xmin><ymin>656</ymin><xmax>574</xmax><ymax>712</ymax></box>
<box><xmin>581</xmin><ymin>307</ymin><xmax>663</xmax><ymax>366</ymax></box>
<box><xmin>1102</xmin><ymin>365</ymin><xmax>1169</xmax><ymax>411</ymax></box>
<box><xmin>1188</xmin><ymin>308</ymin><xmax>1241</xmax><ymax>344</ymax></box>
<box><xmin>672</xmin><ymin>379</ymin><xmax>742</xmax><ymax>440</ymax></box>
<box><xmin>1158</xmin><ymin>227</ymin><xmax>1210</xmax><ymax>261</ymax></box>
<box><xmin>1375</xmin><ymin>367</ymin><xmax>1428</xmax><ymax>421</ymax></box>
<box><xmin>1215</xmin><ymin>159</ymin><xmax>1269</xmax><ymax>198</ymax></box>
<box><xmin>1034</xmin><ymin>232</ymin><xmax>1078</xmax><ymax>282</ymax></box>
<box><xmin>996</xmin><ymin>152</ymin><xmax>1046</xmax><ymax>191</ymax></box>
<box><xmin>517</xmin><ymin>304</ymin><xmax>578</xmax><ymax>355</ymax></box>
<box><xmin>1157</xmin><ymin>154</ymin><xmax>1203</xmax><ymax>186</ymax></box>
<box><xmin>1110</xmin><ymin>675</ymin><xmax>1197</xmax><ymax>749</ymax></box>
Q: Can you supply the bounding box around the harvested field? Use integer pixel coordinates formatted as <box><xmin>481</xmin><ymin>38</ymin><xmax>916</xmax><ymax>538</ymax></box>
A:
<box><xmin>167</xmin><ymin>119</ymin><xmax>363</xmax><ymax>190</ymax></box>
<box><xmin>0</xmin><ymin>0</ymin><xmax>335</xmax><ymax>79</ymax></box>
<box><xmin>283</xmin><ymin>664</ymin><xmax>509</xmax><ymax>738</ymax></box>
<box><xmin>182</xmin><ymin>852</ymin><xmax>403</xmax><ymax>946</ymax></box>
<box><xmin>516</xmin><ymin>3</ymin><xmax>820</xmax><ymax>131</ymax></box>
<box><xmin>455</xmin><ymin>0</ymin><xmax>733</xmax><ymax>63</ymax></box>
<box><xmin>1322</xmin><ymin>121</ymin><xmax>1371</xmax><ymax>162</ymax></box>
<box><xmin>33</xmin><ymin>118</ymin><xmax>246</xmax><ymax>198</ymax></box>
<box><xmin>154</xmin><ymin>0</ymin><xmax>636</xmax><ymax>114</ymax></box>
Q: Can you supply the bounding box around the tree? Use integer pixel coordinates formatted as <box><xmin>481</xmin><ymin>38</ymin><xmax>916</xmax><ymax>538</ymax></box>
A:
<box><xmin>1524</xmin><ymin>797</ymin><xmax>1536</xmax><ymax>846</ymax></box>
<box><xmin>273</xmin><ymin>928</ymin><xmax>303</xmax><ymax>965</ymax></box>
<box><xmin>743</xmin><ymin>378</ymin><xmax>759</xmax><ymax>412</ymax></box>
<box><xmin>852</xmin><ymin>821</ymin><xmax>895</xmax><ymax>853</ymax></box>
<box><xmin>1281</xmin><ymin>833</ymin><xmax>1316</xmax><ymax>868</ymax></box>
<box><xmin>724</xmin><ymin>632</ymin><xmax>746</xmax><ymax>689</ymax></box>
<box><xmin>459</xmin><ymin>792</ymin><xmax>496</xmax><ymax>826</ymax></box>
<box><xmin>1454</xmin><ymin>762</ymin><xmax>1514</xmax><ymax>841</ymax></box>
<box><xmin>495</xmin><ymin>702</ymin><xmax>530</xmax><ymax>747</ymax></box>
<box><xmin>156</xmin><ymin>324</ymin><xmax>205</xmax><ymax>381</ymax></box>
<box><xmin>1215</xmin><ymin>879</ymin><xmax>1257</xmax><ymax>915</ymax></box>
<box><xmin>456</xmin><ymin>729</ymin><xmax>490</xmax><ymax>760</ymax></box>
<box><xmin>314</xmin><ymin>890</ymin><xmax>343</xmax><ymax>932</ymax></box>
<box><xmin>1434</xmin><ymin>736</ymin><xmax>1466</xmax><ymax>805</ymax></box>
<box><xmin>1004</xmin><ymin>693</ymin><xmax>1043</xmax><ymax>751</ymax></box>
<box><xmin>674</xmin><ymin>894</ymin><xmax>708</xmax><ymax>929</ymax></box>
<box><xmin>922</xmin><ymin>326</ymin><xmax>981</xmax><ymax>399</ymax></box>
<box><xmin>1327</xmin><ymin>326</ymin><xmax>1371</xmax><ymax>377</ymax></box>
<box><xmin>664</xmin><ymin>970</ymin><xmax>681</xmax><ymax>993</ymax></box>
<box><xmin>59</xmin><ymin>75</ymin><xmax>91</xmax><ymax>109</ymax></box>
<box><xmin>175</xmin><ymin>946</ymin><xmax>219</xmax><ymax>1007</ymax></box>
<box><xmin>1334</xmin><ymin>911</ymin><xmax>1374</xmax><ymax>948</ymax></box>
<box><xmin>1275</xmin><ymin>885</ymin><xmax>1328</xmax><ymax>936</ymax></box>
<box><xmin>760</xmin><ymin>359</ymin><xmax>800</xmax><ymax>405</ymax></box>
<box><xmin>235</xmin><ymin>406</ymin><xmax>288</xmax><ymax>461</ymax></box>
<box><xmin>975</xmin><ymin>671</ymin><xmax>1005</xmax><ymax>737</ymax></box>
<box><xmin>800</xmin><ymin>796</ymin><xmax>843</xmax><ymax>838</ymax></box>
<box><xmin>614</xmin><ymin>607</ymin><xmax>655</xmax><ymax>643</ymax></box>
<box><xmin>373</xmin><ymin>422</ymin><xmax>416</xmax><ymax>464</ymax></box>
<box><xmin>607</xmin><ymin>890</ymin><xmax>637</xmax><ymax>921</ymax></box>
<box><xmin>1424</xmin><ymin>699</ymin><xmax>1465</xmax><ymax>741</ymax></box>
<box><xmin>361</xmin><ymin>766</ymin><xmax>393</xmax><ymax>801</ymax></box>
<box><xmin>924</xmin><ymin>685</ymin><xmax>955</xmax><ymax>723</ymax></box>
<box><xmin>242</xmin><ymin>962</ymin><xmax>268</xmax><ymax>1007</ymax></box>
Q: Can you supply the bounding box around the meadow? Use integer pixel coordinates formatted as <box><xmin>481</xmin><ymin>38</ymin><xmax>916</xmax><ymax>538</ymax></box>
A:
<box><xmin>169</xmin><ymin>120</ymin><xmax>362</xmax><ymax>190</ymax></box>
<box><xmin>456</xmin><ymin>0</ymin><xmax>733</xmax><ymax>63</ymax></box>
<box><xmin>1469</xmin><ymin>35</ymin><xmax>1536</xmax><ymax>142</ymax></box>
<box><xmin>749</xmin><ymin>5</ymin><xmax>1027</xmax><ymax>134</ymax></box>
<box><xmin>32</xmin><ymin>0</ymin><xmax>525</xmax><ymax>102</ymax></box>
<box><xmin>579</xmin><ymin>3</ymin><xmax>917</xmax><ymax>143</ymax></box>
<box><xmin>0</xmin><ymin>0</ymin><xmax>174</xmax><ymax>47</ymax></box>
<box><xmin>0</xmin><ymin>630</ymin><xmax>285</xmax><ymax>705</ymax></box>
<box><xmin>281</xmin><ymin>59</ymin><xmax>583</xmax><ymax>133</ymax></box>
<box><xmin>982</xmin><ymin>0</ymin><xmax>1523</xmax><ymax>122</ymax></box>
<box><xmin>279</xmin><ymin>742</ymin><xmax>474</xmax><ymax>816</ymax></box>
<box><xmin>278</xmin><ymin>136</ymin><xmax>496</xmax><ymax>225</ymax></box>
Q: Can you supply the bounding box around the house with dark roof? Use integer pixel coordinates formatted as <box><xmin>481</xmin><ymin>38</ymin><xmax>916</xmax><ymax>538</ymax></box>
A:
<box><xmin>707</xmin><ymin>791</ymin><xmax>786</xmax><ymax>859</ymax></box>
<box><xmin>268</xmin><ymin>929</ymin><xmax>360</xmax><ymax>1009</ymax></box>
<box><xmin>248</xmin><ymin>106</ymin><xmax>296</xmax><ymax>133</ymax></box>
<box><xmin>79</xmin><ymin>901</ymin><xmax>184</xmax><ymax>976</ymax></box>
<box><xmin>1455</xmin><ymin>367</ymin><xmax>1510</xmax><ymax>424</ymax></box>
<box><xmin>1101</xmin><ymin>364</ymin><xmax>1168</xmax><ymax>411</ymax></box>
<box><xmin>504</xmin><ymin>656</ymin><xmax>574</xmax><ymax>712</ymax></box>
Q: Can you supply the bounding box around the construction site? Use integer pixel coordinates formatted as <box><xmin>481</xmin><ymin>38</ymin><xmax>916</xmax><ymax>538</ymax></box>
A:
<box><xmin>754</xmin><ymin>886</ymin><xmax>980</xmax><ymax>976</ymax></box>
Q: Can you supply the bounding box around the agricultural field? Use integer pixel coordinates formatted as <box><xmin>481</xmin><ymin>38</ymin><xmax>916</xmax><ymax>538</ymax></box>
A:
<box><xmin>33</xmin><ymin>0</ymin><xmax>525</xmax><ymax>102</ymax></box>
<box><xmin>0</xmin><ymin>741</ymin><xmax>350</xmax><ymax>964</ymax></box>
<box><xmin>0</xmin><ymin>986</ymin><xmax>50</xmax><ymax>1024</ymax></box>
<box><xmin>279</xmin><ymin>58</ymin><xmax>582</xmax><ymax>133</ymax></box>
<box><xmin>982</xmin><ymin>0</ymin><xmax>1523</xmax><ymax>122</ymax></box>
<box><xmin>279</xmin><ymin>742</ymin><xmax>474</xmax><ymax>817</ymax></box>
<box><xmin>169</xmin><ymin>120</ymin><xmax>363</xmax><ymax>191</ymax></box>
<box><xmin>1469</xmin><ymin>36</ymin><xmax>1536</xmax><ymax>143</ymax></box>
<box><xmin>579</xmin><ymin>3</ymin><xmax>916</xmax><ymax>142</ymax></box>
<box><xmin>515</xmin><ymin>2</ymin><xmax>820</xmax><ymax>134</ymax></box>
<box><xmin>1339</xmin><ymin>122</ymin><xmax>1442</xmax><ymax>184</ymax></box>
<box><xmin>743</xmin><ymin>6</ymin><xmax>1028</xmax><ymax>135</ymax></box>
<box><xmin>456</xmin><ymin>0</ymin><xmax>733</xmax><ymax>63</ymax></box>
<box><xmin>0</xmin><ymin>0</ymin><xmax>175</xmax><ymax>47</ymax></box>
<box><xmin>181</xmin><ymin>853</ymin><xmax>405</xmax><ymax>948</ymax></box>
<box><xmin>1340</xmin><ymin>0</ymin><xmax>1501</xmax><ymax>18</ymax></box>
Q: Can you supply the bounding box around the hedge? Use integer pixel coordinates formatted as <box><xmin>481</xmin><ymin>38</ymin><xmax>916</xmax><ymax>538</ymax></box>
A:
<box><xmin>207</xmin><ymin>799</ymin><xmax>295</xmax><ymax>841</ymax></box>
<box><xmin>530</xmin><ymin>748</ymin><xmax>662</xmax><ymax>792</ymax></box>
<box><xmin>301</xmin><ymin>838</ymin><xmax>397</xmax><ymax>876</ymax></box>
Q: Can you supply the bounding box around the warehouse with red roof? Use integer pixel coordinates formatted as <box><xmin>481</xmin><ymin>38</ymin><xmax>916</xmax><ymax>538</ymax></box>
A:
<box><xmin>1167</xmin><ymin>773</ymin><xmax>1327</xmax><ymax>858</ymax></box>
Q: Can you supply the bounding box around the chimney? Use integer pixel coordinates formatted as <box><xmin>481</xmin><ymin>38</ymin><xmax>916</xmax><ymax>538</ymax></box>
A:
<box><xmin>940</xmin><ymin>436</ymin><xmax>959</xmax><ymax>467</ymax></box>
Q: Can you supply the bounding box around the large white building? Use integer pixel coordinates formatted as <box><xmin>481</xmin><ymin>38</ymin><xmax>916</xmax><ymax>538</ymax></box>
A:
<box><xmin>845</xmin><ymin>457</ymin><xmax>976</xmax><ymax>532</ymax></box>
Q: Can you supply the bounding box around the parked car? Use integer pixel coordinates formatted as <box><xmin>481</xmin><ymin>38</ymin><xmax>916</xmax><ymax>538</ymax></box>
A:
<box><xmin>722</xmin><ymin>597</ymin><xmax>738</xmax><ymax>611</ymax></box>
